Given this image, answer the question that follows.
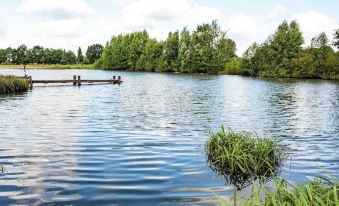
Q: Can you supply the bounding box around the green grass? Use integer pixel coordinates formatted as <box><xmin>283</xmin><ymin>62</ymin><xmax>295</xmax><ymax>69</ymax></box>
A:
<box><xmin>219</xmin><ymin>178</ymin><xmax>339</xmax><ymax>206</ymax></box>
<box><xmin>0</xmin><ymin>75</ymin><xmax>29</xmax><ymax>94</ymax></box>
<box><xmin>0</xmin><ymin>64</ymin><xmax>95</xmax><ymax>69</ymax></box>
<box><xmin>205</xmin><ymin>127</ymin><xmax>286</xmax><ymax>188</ymax></box>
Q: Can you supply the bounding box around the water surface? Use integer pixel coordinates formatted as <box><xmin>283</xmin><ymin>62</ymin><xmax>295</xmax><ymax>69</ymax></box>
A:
<box><xmin>0</xmin><ymin>69</ymin><xmax>338</xmax><ymax>205</ymax></box>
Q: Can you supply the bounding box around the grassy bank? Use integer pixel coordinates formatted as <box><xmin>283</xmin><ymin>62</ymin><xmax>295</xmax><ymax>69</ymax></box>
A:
<box><xmin>220</xmin><ymin>178</ymin><xmax>339</xmax><ymax>206</ymax></box>
<box><xmin>0</xmin><ymin>64</ymin><xmax>95</xmax><ymax>70</ymax></box>
<box><xmin>0</xmin><ymin>75</ymin><xmax>29</xmax><ymax>94</ymax></box>
<box><xmin>205</xmin><ymin>127</ymin><xmax>286</xmax><ymax>187</ymax></box>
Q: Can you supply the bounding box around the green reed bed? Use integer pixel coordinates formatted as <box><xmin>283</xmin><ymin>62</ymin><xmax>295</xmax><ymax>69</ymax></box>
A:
<box><xmin>0</xmin><ymin>75</ymin><xmax>29</xmax><ymax>94</ymax></box>
<box><xmin>205</xmin><ymin>127</ymin><xmax>286</xmax><ymax>187</ymax></box>
<box><xmin>220</xmin><ymin>178</ymin><xmax>339</xmax><ymax>206</ymax></box>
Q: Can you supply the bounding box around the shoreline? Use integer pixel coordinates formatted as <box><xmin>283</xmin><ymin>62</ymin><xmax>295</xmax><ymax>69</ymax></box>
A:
<box><xmin>0</xmin><ymin>64</ymin><xmax>95</xmax><ymax>70</ymax></box>
<box><xmin>0</xmin><ymin>65</ymin><xmax>338</xmax><ymax>81</ymax></box>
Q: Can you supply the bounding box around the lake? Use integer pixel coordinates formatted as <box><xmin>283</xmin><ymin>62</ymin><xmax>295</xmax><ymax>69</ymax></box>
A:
<box><xmin>0</xmin><ymin>69</ymin><xmax>338</xmax><ymax>205</ymax></box>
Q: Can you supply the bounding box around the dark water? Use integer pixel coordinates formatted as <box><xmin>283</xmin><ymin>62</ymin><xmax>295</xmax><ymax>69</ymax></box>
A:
<box><xmin>0</xmin><ymin>69</ymin><xmax>338</xmax><ymax>205</ymax></box>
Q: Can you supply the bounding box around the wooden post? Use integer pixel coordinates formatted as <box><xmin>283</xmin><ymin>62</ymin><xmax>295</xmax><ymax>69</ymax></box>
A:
<box><xmin>78</xmin><ymin>75</ymin><xmax>81</xmax><ymax>86</ymax></box>
<box><xmin>73</xmin><ymin>75</ymin><xmax>77</xmax><ymax>85</ymax></box>
<box><xmin>29</xmin><ymin>76</ymin><xmax>33</xmax><ymax>89</ymax></box>
<box><xmin>113</xmin><ymin>76</ymin><xmax>116</xmax><ymax>84</ymax></box>
<box><xmin>118</xmin><ymin>76</ymin><xmax>121</xmax><ymax>84</ymax></box>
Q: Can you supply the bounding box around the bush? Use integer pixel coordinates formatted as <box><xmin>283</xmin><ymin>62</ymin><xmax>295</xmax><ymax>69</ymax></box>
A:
<box><xmin>222</xmin><ymin>58</ymin><xmax>246</xmax><ymax>75</ymax></box>
<box><xmin>0</xmin><ymin>75</ymin><xmax>29</xmax><ymax>94</ymax></box>
<box><xmin>205</xmin><ymin>127</ymin><xmax>286</xmax><ymax>188</ymax></box>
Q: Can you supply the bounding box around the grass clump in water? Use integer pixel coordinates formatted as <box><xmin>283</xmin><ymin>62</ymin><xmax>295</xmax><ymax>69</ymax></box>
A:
<box><xmin>0</xmin><ymin>75</ymin><xmax>29</xmax><ymax>94</ymax></box>
<box><xmin>219</xmin><ymin>178</ymin><xmax>339</xmax><ymax>206</ymax></box>
<box><xmin>205</xmin><ymin>127</ymin><xmax>286</xmax><ymax>188</ymax></box>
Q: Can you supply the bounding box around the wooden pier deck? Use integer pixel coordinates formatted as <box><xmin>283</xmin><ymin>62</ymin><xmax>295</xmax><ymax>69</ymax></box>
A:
<box><xmin>19</xmin><ymin>75</ymin><xmax>122</xmax><ymax>89</ymax></box>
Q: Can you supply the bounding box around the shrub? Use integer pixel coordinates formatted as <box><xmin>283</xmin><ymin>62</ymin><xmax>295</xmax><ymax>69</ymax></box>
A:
<box><xmin>0</xmin><ymin>75</ymin><xmax>29</xmax><ymax>94</ymax></box>
<box><xmin>205</xmin><ymin>127</ymin><xmax>286</xmax><ymax>188</ymax></box>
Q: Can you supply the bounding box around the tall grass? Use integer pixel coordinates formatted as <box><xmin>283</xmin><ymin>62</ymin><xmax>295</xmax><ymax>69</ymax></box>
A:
<box><xmin>220</xmin><ymin>178</ymin><xmax>339</xmax><ymax>206</ymax></box>
<box><xmin>0</xmin><ymin>75</ymin><xmax>29</xmax><ymax>94</ymax></box>
<box><xmin>205</xmin><ymin>127</ymin><xmax>286</xmax><ymax>188</ymax></box>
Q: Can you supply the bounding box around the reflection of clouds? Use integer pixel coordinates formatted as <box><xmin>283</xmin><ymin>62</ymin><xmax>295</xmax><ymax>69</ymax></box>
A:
<box><xmin>0</xmin><ymin>83</ymin><xmax>86</xmax><ymax>204</ymax></box>
<box><xmin>0</xmin><ymin>69</ymin><xmax>338</xmax><ymax>204</ymax></box>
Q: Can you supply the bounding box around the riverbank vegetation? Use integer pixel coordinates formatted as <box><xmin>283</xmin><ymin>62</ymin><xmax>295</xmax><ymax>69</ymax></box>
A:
<box><xmin>0</xmin><ymin>75</ymin><xmax>28</xmax><ymax>94</ymax></box>
<box><xmin>95</xmin><ymin>20</ymin><xmax>338</xmax><ymax>79</ymax></box>
<box><xmin>220</xmin><ymin>178</ymin><xmax>339</xmax><ymax>206</ymax></box>
<box><xmin>205</xmin><ymin>127</ymin><xmax>286</xmax><ymax>189</ymax></box>
<box><xmin>95</xmin><ymin>21</ymin><xmax>237</xmax><ymax>74</ymax></box>
<box><xmin>0</xmin><ymin>64</ymin><xmax>95</xmax><ymax>70</ymax></box>
<box><xmin>240</xmin><ymin>23</ymin><xmax>339</xmax><ymax>80</ymax></box>
<box><xmin>0</xmin><ymin>21</ymin><xmax>337</xmax><ymax>79</ymax></box>
<box><xmin>0</xmin><ymin>44</ymin><xmax>103</xmax><ymax>65</ymax></box>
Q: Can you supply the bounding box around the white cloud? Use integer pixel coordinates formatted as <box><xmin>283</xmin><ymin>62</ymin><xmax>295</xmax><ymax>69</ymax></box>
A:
<box><xmin>291</xmin><ymin>10</ymin><xmax>338</xmax><ymax>45</ymax></box>
<box><xmin>226</xmin><ymin>5</ymin><xmax>288</xmax><ymax>55</ymax></box>
<box><xmin>16</xmin><ymin>0</ymin><xmax>93</xmax><ymax>19</ymax></box>
<box><xmin>265</xmin><ymin>5</ymin><xmax>286</xmax><ymax>21</ymax></box>
<box><xmin>38</xmin><ymin>19</ymin><xmax>86</xmax><ymax>38</ymax></box>
<box><xmin>120</xmin><ymin>0</ymin><xmax>222</xmax><ymax>35</ymax></box>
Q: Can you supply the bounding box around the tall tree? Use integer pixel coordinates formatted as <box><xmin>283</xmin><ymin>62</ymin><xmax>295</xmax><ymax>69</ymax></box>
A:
<box><xmin>159</xmin><ymin>31</ymin><xmax>179</xmax><ymax>72</ymax></box>
<box><xmin>136</xmin><ymin>39</ymin><xmax>163</xmax><ymax>71</ymax></box>
<box><xmin>178</xmin><ymin>27</ymin><xmax>191</xmax><ymax>73</ymax></box>
<box><xmin>190</xmin><ymin>20</ymin><xmax>234</xmax><ymax>73</ymax></box>
<box><xmin>16</xmin><ymin>45</ymin><xmax>28</xmax><ymax>65</ymax></box>
<box><xmin>86</xmin><ymin>44</ymin><xmax>103</xmax><ymax>64</ymax></box>
<box><xmin>77</xmin><ymin>47</ymin><xmax>84</xmax><ymax>64</ymax></box>
<box><xmin>332</xmin><ymin>29</ymin><xmax>339</xmax><ymax>49</ymax></box>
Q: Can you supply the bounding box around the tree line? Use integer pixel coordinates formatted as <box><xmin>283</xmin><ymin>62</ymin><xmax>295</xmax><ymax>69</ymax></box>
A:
<box><xmin>238</xmin><ymin>21</ymin><xmax>339</xmax><ymax>80</ymax></box>
<box><xmin>0</xmin><ymin>44</ymin><xmax>103</xmax><ymax>65</ymax></box>
<box><xmin>95</xmin><ymin>20</ymin><xmax>237</xmax><ymax>74</ymax></box>
<box><xmin>95</xmin><ymin>20</ymin><xmax>338</xmax><ymax>79</ymax></box>
<box><xmin>0</xmin><ymin>20</ymin><xmax>338</xmax><ymax>80</ymax></box>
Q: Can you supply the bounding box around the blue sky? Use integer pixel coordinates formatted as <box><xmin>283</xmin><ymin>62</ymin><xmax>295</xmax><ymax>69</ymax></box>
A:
<box><xmin>0</xmin><ymin>0</ymin><xmax>338</xmax><ymax>55</ymax></box>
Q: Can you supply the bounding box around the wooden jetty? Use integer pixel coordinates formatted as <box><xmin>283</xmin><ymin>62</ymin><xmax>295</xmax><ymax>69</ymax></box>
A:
<box><xmin>19</xmin><ymin>75</ymin><xmax>122</xmax><ymax>89</ymax></box>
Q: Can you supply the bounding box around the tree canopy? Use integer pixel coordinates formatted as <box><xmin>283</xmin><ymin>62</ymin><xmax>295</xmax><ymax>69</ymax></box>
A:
<box><xmin>95</xmin><ymin>21</ymin><xmax>237</xmax><ymax>74</ymax></box>
<box><xmin>240</xmin><ymin>21</ymin><xmax>338</xmax><ymax>80</ymax></box>
<box><xmin>0</xmin><ymin>44</ymin><xmax>104</xmax><ymax>65</ymax></box>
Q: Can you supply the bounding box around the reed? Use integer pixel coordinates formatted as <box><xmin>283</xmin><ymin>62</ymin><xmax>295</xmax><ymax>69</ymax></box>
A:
<box><xmin>220</xmin><ymin>178</ymin><xmax>339</xmax><ymax>206</ymax></box>
<box><xmin>205</xmin><ymin>127</ymin><xmax>286</xmax><ymax>187</ymax></box>
<box><xmin>0</xmin><ymin>75</ymin><xmax>29</xmax><ymax>94</ymax></box>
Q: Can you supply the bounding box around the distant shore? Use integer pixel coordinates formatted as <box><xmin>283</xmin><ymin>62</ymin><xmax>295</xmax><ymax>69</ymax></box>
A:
<box><xmin>0</xmin><ymin>64</ymin><xmax>95</xmax><ymax>70</ymax></box>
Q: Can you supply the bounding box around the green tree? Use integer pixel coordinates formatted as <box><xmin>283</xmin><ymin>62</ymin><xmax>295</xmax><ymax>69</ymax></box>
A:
<box><xmin>136</xmin><ymin>39</ymin><xmax>163</xmax><ymax>71</ymax></box>
<box><xmin>31</xmin><ymin>46</ymin><xmax>44</xmax><ymax>63</ymax></box>
<box><xmin>242</xmin><ymin>42</ymin><xmax>259</xmax><ymax>76</ymax></box>
<box><xmin>159</xmin><ymin>31</ymin><xmax>179</xmax><ymax>72</ymax></box>
<box><xmin>77</xmin><ymin>47</ymin><xmax>84</xmax><ymax>64</ymax></box>
<box><xmin>332</xmin><ymin>29</ymin><xmax>339</xmax><ymax>49</ymax></box>
<box><xmin>178</xmin><ymin>27</ymin><xmax>192</xmax><ymax>73</ymax></box>
<box><xmin>0</xmin><ymin>49</ymin><xmax>7</xmax><ymax>63</ymax></box>
<box><xmin>243</xmin><ymin>20</ymin><xmax>304</xmax><ymax>78</ymax></box>
<box><xmin>16</xmin><ymin>45</ymin><xmax>28</xmax><ymax>65</ymax></box>
<box><xmin>190</xmin><ymin>20</ymin><xmax>234</xmax><ymax>73</ymax></box>
<box><xmin>86</xmin><ymin>44</ymin><xmax>103</xmax><ymax>64</ymax></box>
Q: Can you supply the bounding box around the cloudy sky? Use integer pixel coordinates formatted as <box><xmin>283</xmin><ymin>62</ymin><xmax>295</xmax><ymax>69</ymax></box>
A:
<box><xmin>0</xmin><ymin>0</ymin><xmax>338</xmax><ymax>55</ymax></box>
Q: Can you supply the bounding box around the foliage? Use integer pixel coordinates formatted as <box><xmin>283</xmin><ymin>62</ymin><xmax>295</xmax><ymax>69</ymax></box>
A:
<box><xmin>242</xmin><ymin>21</ymin><xmax>339</xmax><ymax>80</ymax></box>
<box><xmin>222</xmin><ymin>57</ymin><xmax>245</xmax><ymax>75</ymax></box>
<box><xmin>205</xmin><ymin>127</ymin><xmax>286</xmax><ymax>189</ymax></box>
<box><xmin>86</xmin><ymin>44</ymin><xmax>103</xmax><ymax>64</ymax></box>
<box><xmin>0</xmin><ymin>44</ymin><xmax>103</xmax><ymax>66</ymax></box>
<box><xmin>0</xmin><ymin>75</ymin><xmax>28</xmax><ymax>94</ymax></box>
<box><xmin>333</xmin><ymin>29</ymin><xmax>339</xmax><ymax>49</ymax></box>
<box><xmin>136</xmin><ymin>39</ymin><xmax>163</xmax><ymax>71</ymax></box>
<box><xmin>220</xmin><ymin>178</ymin><xmax>339</xmax><ymax>206</ymax></box>
<box><xmin>77</xmin><ymin>47</ymin><xmax>84</xmax><ymax>63</ymax></box>
<box><xmin>96</xmin><ymin>21</ymin><xmax>236</xmax><ymax>74</ymax></box>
